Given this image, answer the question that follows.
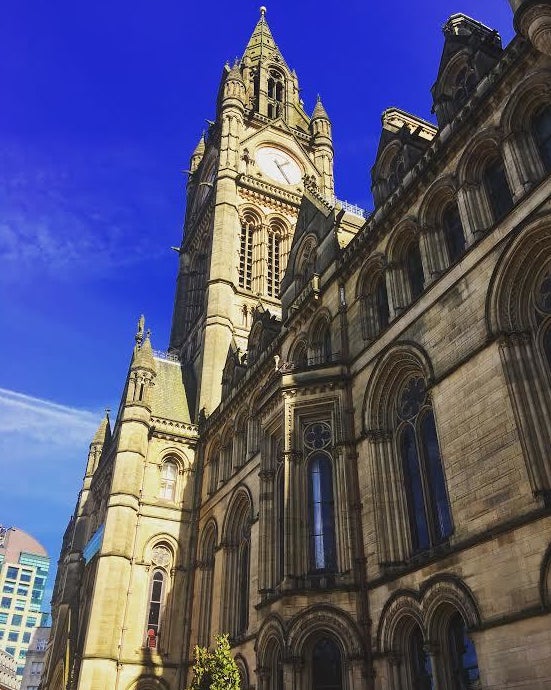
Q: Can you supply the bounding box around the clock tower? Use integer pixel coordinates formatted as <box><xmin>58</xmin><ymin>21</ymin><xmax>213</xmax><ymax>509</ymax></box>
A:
<box><xmin>169</xmin><ymin>7</ymin><xmax>334</xmax><ymax>417</ymax></box>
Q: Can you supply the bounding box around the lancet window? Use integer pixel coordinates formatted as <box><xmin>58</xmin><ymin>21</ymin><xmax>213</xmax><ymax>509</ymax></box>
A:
<box><xmin>534</xmin><ymin>105</ymin><xmax>551</xmax><ymax>173</ymax></box>
<box><xmin>483</xmin><ymin>156</ymin><xmax>514</xmax><ymax>223</ymax></box>
<box><xmin>405</xmin><ymin>239</ymin><xmax>425</xmax><ymax>302</ymax></box>
<box><xmin>442</xmin><ymin>202</ymin><xmax>466</xmax><ymax>264</ymax></box>
<box><xmin>312</xmin><ymin>637</ymin><xmax>343</xmax><ymax>690</ymax></box>
<box><xmin>397</xmin><ymin>377</ymin><xmax>453</xmax><ymax>552</ymax></box>
<box><xmin>305</xmin><ymin>422</ymin><xmax>336</xmax><ymax>572</ymax></box>
<box><xmin>197</xmin><ymin>523</ymin><xmax>216</xmax><ymax>647</ymax></box>
<box><xmin>267</xmin><ymin>68</ymin><xmax>285</xmax><ymax>119</ymax></box>
<box><xmin>239</xmin><ymin>220</ymin><xmax>254</xmax><ymax>290</ymax></box>
<box><xmin>144</xmin><ymin>544</ymin><xmax>172</xmax><ymax>650</ymax></box>
<box><xmin>159</xmin><ymin>459</ymin><xmax>178</xmax><ymax>501</ymax></box>
<box><xmin>267</xmin><ymin>228</ymin><xmax>281</xmax><ymax>298</ymax></box>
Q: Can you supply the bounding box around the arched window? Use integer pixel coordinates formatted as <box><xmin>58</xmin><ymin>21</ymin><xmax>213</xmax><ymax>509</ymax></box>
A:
<box><xmin>273</xmin><ymin>646</ymin><xmax>284</xmax><ymax>690</ymax></box>
<box><xmin>483</xmin><ymin>156</ymin><xmax>514</xmax><ymax>222</ymax></box>
<box><xmin>239</xmin><ymin>221</ymin><xmax>254</xmax><ymax>290</ymax></box>
<box><xmin>198</xmin><ymin>524</ymin><xmax>216</xmax><ymax>647</ymax></box>
<box><xmin>145</xmin><ymin>569</ymin><xmax>165</xmax><ymax>648</ymax></box>
<box><xmin>360</xmin><ymin>269</ymin><xmax>390</xmax><ymax>340</ymax></box>
<box><xmin>311</xmin><ymin>320</ymin><xmax>332</xmax><ymax>365</ymax></box>
<box><xmin>536</xmin><ymin>269</ymin><xmax>551</xmax><ymax>372</ymax></box>
<box><xmin>267</xmin><ymin>69</ymin><xmax>285</xmax><ymax>119</ymax></box>
<box><xmin>453</xmin><ymin>66</ymin><xmax>477</xmax><ymax>108</ymax></box>
<box><xmin>308</xmin><ymin>453</ymin><xmax>336</xmax><ymax>571</ymax></box>
<box><xmin>409</xmin><ymin>625</ymin><xmax>434</xmax><ymax>689</ymax></box>
<box><xmin>405</xmin><ymin>240</ymin><xmax>425</xmax><ymax>301</ymax></box>
<box><xmin>442</xmin><ymin>202</ymin><xmax>466</xmax><ymax>264</ymax></box>
<box><xmin>533</xmin><ymin>105</ymin><xmax>551</xmax><ymax>173</ymax></box>
<box><xmin>448</xmin><ymin>612</ymin><xmax>480</xmax><ymax>689</ymax></box>
<box><xmin>221</xmin><ymin>430</ymin><xmax>234</xmax><ymax>481</ymax></box>
<box><xmin>208</xmin><ymin>447</ymin><xmax>220</xmax><ymax>494</ymax></box>
<box><xmin>276</xmin><ymin>466</ymin><xmax>285</xmax><ymax>583</ymax></box>
<box><xmin>312</xmin><ymin>637</ymin><xmax>343</xmax><ymax>690</ymax></box>
<box><xmin>267</xmin><ymin>229</ymin><xmax>281</xmax><ymax>297</ymax></box>
<box><xmin>388</xmin><ymin>151</ymin><xmax>406</xmax><ymax>192</ymax></box>
<box><xmin>397</xmin><ymin>377</ymin><xmax>453</xmax><ymax>553</ymax></box>
<box><xmin>185</xmin><ymin>247</ymin><xmax>208</xmax><ymax>329</ymax></box>
<box><xmin>297</xmin><ymin>238</ymin><xmax>317</xmax><ymax>289</ymax></box>
<box><xmin>292</xmin><ymin>340</ymin><xmax>309</xmax><ymax>369</ymax></box>
<box><xmin>237</xmin><ymin>521</ymin><xmax>251</xmax><ymax>635</ymax></box>
<box><xmin>159</xmin><ymin>459</ymin><xmax>178</xmax><ymax>501</ymax></box>
<box><xmin>222</xmin><ymin>491</ymin><xmax>252</xmax><ymax>639</ymax></box>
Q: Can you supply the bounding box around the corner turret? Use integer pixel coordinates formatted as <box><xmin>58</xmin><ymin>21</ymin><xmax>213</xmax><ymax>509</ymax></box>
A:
<box><xmin>509</xmin><ymin>0</ymin><xmax>551</xmax><ymax>57</ymax></box>
<box><xmin>84</xmin><ymin>411</ymin><xmax>111</xmax><ymax>478</ymax></box>
<box><xmin>125</xmin><ymin>317</ymin><xmax>157</xmax><ymax>410</ymax></box>
<box><xmin>310</xmin><ymin>95</ymin><xmax>334</xmax><ymax>196</ymax></box>
<box><xmin>190</xmin><ymin>134</ymin><xmax>206</xmax><ymax>174</ymax></box>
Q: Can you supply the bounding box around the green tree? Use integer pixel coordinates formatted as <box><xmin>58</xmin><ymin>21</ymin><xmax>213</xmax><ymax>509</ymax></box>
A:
<box><xmin>187</xmin><ymin>634</ymin><xmax>241</xmax><ymax>690</ymax></box>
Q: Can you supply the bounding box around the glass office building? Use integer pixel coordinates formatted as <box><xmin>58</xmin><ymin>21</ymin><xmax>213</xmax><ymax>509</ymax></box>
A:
<box><xmin>0</xmin><ymin>526</ymin><xmax>49</xmax><ymax>682</ymax></box>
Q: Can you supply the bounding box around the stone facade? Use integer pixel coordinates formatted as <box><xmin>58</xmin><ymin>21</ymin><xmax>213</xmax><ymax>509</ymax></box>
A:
<box><xmin>43</xmin><ymin>5</ymin><xmax>551</xmax><ymax>690</ymax></box>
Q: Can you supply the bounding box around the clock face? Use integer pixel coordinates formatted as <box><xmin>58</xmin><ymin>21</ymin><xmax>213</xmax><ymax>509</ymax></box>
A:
<box><xmin>255</xmin><ymin>146</ymin><xmax>302</xmax><ymax>185</ymax></box>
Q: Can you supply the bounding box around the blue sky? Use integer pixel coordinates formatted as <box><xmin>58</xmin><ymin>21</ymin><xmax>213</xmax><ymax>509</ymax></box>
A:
<box><xmin>0</xmin><ymin>1</ymin><xmax>514</xmax><ymax>605</ymax></box>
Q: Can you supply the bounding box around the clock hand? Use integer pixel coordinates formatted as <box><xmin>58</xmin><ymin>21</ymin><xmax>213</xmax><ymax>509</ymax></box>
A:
<box><xmin>274</xmin><ymin>159</ymin><xmax>291</xmax><ymax>183</ymax></box>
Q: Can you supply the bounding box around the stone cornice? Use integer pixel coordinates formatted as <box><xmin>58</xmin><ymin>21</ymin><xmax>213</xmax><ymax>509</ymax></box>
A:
<box><xmin>237</xmin><ymin>173</ymin><xmax>302</xmax><ymax>209</ymax></box>
<box><xmin>150</xmin><ymin>417</ymin><xmax>199</xmax><ymax>441</ymax></box>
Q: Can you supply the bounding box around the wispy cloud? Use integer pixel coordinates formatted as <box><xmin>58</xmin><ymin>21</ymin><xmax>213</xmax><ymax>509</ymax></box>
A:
<box><xmin>0</xmin><ymin>387</ymin><xmax>99</xmax><ymax>444</ymax></box>
<box><xmin>0</xmin><ymin>140</ymin><xmax>169</xmax><ymax>283</ymax></box>
<box><xmin>0</xmin><ymin>388</ymin><xmax>103</xmax><ymax>587</ymax></box>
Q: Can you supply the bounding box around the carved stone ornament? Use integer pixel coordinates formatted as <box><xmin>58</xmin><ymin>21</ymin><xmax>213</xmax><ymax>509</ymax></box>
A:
<box><xmin>303</xmin><ymin>421</ymin><xmax>332</xmax><ymax>450</ymax></box>
<box><xmin>151</xmin><ymin>545</ymin><xmax>171</xmax><ymax>568</ymax></box>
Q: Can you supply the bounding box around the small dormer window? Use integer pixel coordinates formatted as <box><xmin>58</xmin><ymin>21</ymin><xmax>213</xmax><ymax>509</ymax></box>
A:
<box><xmin>267</xmin><ymin>69</ymin><xmax>284</xmax><ymax>119</ymax></box>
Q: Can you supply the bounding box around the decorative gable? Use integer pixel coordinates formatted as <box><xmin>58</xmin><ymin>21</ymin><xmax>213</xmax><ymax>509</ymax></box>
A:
<box><xmin>431</xmin><ymin>14</ymin><xmax>503</xmax><ymax>127</ymax></box>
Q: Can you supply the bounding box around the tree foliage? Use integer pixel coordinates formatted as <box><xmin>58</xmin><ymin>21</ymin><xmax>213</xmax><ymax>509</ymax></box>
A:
<box><xmin>187</xmin><ymin>634</ymin><xmax>241</xmax><ymax>690</ymax></box>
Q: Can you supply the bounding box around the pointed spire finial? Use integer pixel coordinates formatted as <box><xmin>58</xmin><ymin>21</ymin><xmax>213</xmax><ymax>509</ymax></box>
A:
<box><xmin>135</xmin><ymin>315</ymin><xmax>145</xmax><ymax>345</ymax></box>
<box><xmin>260</xmin><ymin>6</ymin><xmax>267</xmax><ymax>18</ymax></box>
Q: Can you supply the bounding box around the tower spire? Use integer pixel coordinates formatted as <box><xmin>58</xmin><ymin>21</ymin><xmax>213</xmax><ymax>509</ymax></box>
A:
<box><xmin>242</xmin><ymin>5</ymin><xmax>287</xmax><ymax>67</ymax></box>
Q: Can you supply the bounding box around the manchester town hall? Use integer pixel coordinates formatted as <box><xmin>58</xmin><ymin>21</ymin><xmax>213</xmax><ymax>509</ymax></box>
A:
<box><xmin>43</xmin><ymin>2</ymin><xmax>551</xmax><ymax>689</ymax></box>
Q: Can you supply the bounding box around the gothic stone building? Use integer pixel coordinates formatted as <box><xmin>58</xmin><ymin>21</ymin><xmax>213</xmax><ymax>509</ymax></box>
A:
<box><xmin>43</xmin><ymin>4</ymin><xmax>551</xmax><ymax>690</ymax></box>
